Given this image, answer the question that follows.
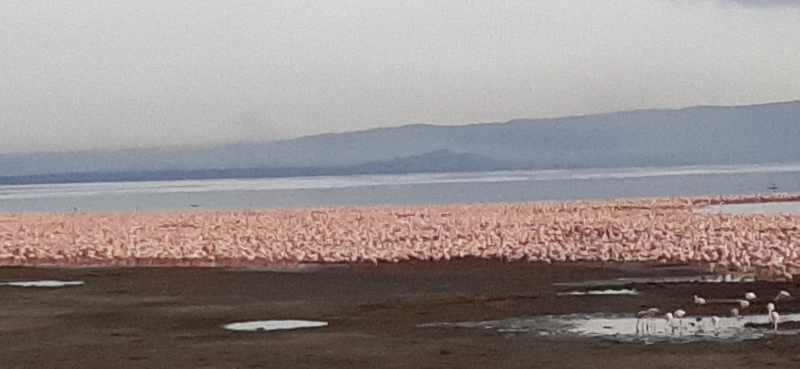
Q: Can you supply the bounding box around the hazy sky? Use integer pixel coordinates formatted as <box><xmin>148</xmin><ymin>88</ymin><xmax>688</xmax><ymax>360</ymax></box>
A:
<box><xmin>2</xmin><ymin>0</ymin><xmax>799</xmax><ymax>153</ymax></box>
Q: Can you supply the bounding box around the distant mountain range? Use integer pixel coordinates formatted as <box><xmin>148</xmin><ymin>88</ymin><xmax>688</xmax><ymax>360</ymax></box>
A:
<box><xmin>2</xmin><ymin>100</ymin><xmax>799</xmax><ymax>185</ymax></box>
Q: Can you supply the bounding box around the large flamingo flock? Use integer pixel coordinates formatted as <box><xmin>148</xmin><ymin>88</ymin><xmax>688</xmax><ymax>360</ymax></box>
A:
<box><xmin>1</xmin><ymin>193</ymin><xmax>800</xmax><ymax>275</ymax></box>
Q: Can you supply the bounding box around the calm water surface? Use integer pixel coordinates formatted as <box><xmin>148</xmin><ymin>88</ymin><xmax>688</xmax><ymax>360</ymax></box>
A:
<box><xmin>1</xmin><ymin>163</ymin><xmax>799</xmax><ymax>213</ymax></box>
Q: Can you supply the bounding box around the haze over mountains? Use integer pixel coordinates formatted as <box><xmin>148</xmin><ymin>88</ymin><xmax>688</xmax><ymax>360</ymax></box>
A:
<box><xmin>2</xmin><ymin>100</ymin><xmax>799</xmax><ymax>185</ymax></box>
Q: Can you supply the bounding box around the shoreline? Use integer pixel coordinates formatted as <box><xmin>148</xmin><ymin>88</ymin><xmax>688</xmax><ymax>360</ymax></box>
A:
<box><xmin>1</xmin><ymin>193</ymin><xmax>800</xmax><ymax>274</ymax></box>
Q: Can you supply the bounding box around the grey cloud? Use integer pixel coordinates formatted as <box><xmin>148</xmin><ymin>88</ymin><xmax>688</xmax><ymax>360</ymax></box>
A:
<box><xmin>722</xmin><ymin>0</ymin><xmax>800</xmax><ymax>7</ymax></box>
<box><xmin>1</xmin><ymin>1</ymin><xmax>799</xmax><ymax>153</ymax></box>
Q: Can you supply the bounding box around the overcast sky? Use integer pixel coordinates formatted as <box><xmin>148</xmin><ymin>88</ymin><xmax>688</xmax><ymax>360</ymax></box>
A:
<box><xmin>1</xmin><ymin>0</ymin><xmax>799</xmax><ymax>153</ymax></box>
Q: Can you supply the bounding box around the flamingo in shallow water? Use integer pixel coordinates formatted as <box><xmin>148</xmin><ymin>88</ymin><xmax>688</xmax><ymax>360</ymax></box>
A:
<box><xmin>665</xmin><ymin>312</ymin><xmax>676</xmax><ymax>333</ymax></box>
<box><xmin>767</xmin><ymin>303</ymin><xmax>779</xmax><ymax>332</ymax></box>
<box><xmin>770</xmin><ymin>310</ymin><xmax>780</xmax><ymax>332</ymax></box>
<box><xmin>673</xmin><ymin>309</ymin><xmax>686</xmax><ymax>333</ymax></box>
<box><xmin>636</xmin><ymin>308</ymin><xmax>660</xmax><ymax>334</ymax></box>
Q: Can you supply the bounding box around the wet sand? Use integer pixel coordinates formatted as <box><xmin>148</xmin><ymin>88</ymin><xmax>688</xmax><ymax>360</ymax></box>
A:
<box><xmin>3</xmin><ymin>193</ymin><xmax>800</xmax><ymax>368</ymax></box>
<box><xmin>2</xmin><ymin>260</ymin><xmax>800</xmax><ymax>368</ymax></box>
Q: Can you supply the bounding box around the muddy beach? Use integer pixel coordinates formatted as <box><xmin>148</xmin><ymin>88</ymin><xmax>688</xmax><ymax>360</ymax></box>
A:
<box><xmin>3</xmin><ymin>194</ymin><xmax>800</xmax><ymax>367</ymax></box>
<box><xmin>2</xmin><ymin>260</ymin><xmax>800</xmax><ymax>368</ymax></box>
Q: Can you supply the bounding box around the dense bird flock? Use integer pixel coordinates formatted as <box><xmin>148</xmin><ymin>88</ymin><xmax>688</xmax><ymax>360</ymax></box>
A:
<box><xmin>1</xmin><ymin>193</ymin><xmax>800</xmax><ymax>275</ymax></box>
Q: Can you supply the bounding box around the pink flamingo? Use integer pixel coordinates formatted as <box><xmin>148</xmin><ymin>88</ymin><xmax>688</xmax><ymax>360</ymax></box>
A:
<box><xmin>694</xmin><ymin>295</ymin><xmax>706</xmax><ymax>305</ymax></box>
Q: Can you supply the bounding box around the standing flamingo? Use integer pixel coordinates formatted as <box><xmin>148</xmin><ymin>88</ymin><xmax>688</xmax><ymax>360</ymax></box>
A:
<box><xmin>665</xmin><ymin>312</ymin><xmax>676</xmax><ymax>333</ymax></box>
<box><xmin>636</xmin><ymin>308</ymin><xmax>660</xmax><ymax>334</ymax></box>
<box><xmin>767</xmin><ymin>303</ymin><xmax>779</xmax><ymax>332</ymax></box>
<box><xmin>711</xmin><ymin>315</ymin><xmax>720</xmax><ymax>334</ymax></box>
<box><xmin>636</xmin><ymin>310</ymin><xmax>648</xmax><ymax>334</ymax></box>
<box><xmin>730</xmin><ymin>308</ymin><xmax>744</xmax><ymax>332</ymax></box>
<box><xmin>674</xmin><ymin>309</ymin><xmax>686</xmax><ymax>333</ymax></box>
<box><xmin>770</xmin><ymin>310</ymin><xmax>780</xmax><ymax>332</ymax></box>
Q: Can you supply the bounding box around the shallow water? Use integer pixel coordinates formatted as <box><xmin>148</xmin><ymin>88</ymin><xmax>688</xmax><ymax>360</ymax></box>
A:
<box><xmin>419</xmin><ymin>313</ymin><xmax>800</xmax><ymax>343</ymax></box>
<box><xmin>0</xmin><ymin>280</ymin><xmax>85</xmax><ymax>288</ymax></box>
<box><xmin>553</xmin><ymin>273</ymin><xmax>758</xmax><ymax>288</ymax></box>
<box><xmin>223</xmin><ymin>320</ymin><xmax>329</xmax><ymax>332</ymax></box>
<box><xmin>1</xmin><ymin>163</ymin><xmax>799</xmax><ymax>212</ymax></box>
<box><xmin>704</xmin><ymin>201</ymin><xmax>800</xmax><ymax>215</ymax></box>
<box><xmin>556</xmin><ymin>289</ymin><xmax>639</xmax><ymax>296</ymax></box>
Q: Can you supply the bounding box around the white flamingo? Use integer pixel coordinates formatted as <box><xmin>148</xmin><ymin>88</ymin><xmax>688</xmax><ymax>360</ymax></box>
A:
<box><xmin>711</xmin><ymin>315</ymin><xmax>720</xmax><ymax>334</ymax></box>
<box><xmin>767</xmin><ymin>303</ymin><xmax>779</xmax><ymax>332</ymax></box>
<box><xmin>665</xmin><ymin>312</ymin><xmax>676</xmax><ymax>333</ymax></box>
<box><xmin>636</xmin><ymin>308</ymin><xmax>660</xmax><ymax>334</ymax></box>
<box><xmin>729</xmin><ymin>308</ymin><xmax>744</xmax><ymax>332</ymax></box>
<box><xmin>636</xmin><ymin>310</ymin><xmax>648</xmax><ymax>334</ymax></box>
<box><xmin>775</xmin><ymin>290</ymin><xmax>791</xmax><ymax>301</ymax></box>
<box><xmin>771</xmin><ymin>311</ymin><xmax>780</xmax><ymax>332</ymax></box>
<box><xmin>674</xmin><ymin>309</ymin><xmax>686</xmax><ymax>334</ymax></box>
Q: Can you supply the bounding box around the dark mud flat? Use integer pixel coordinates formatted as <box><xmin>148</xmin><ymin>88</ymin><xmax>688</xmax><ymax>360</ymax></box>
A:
<box><xmin>1</xmin><ymin>260</ymin><xmax>800</xmax><ymax>368</ymax></box>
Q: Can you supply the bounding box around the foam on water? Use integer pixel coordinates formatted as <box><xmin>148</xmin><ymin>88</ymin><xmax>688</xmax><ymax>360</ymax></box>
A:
<box><xmin>4</xmin><ymin>162</ymin><xmax>800</xmax><ymax>212</ymax></box>
<box><xmin>223</xmin><ymin>320</ymin><xmax>328</xmax><ymax>332</ymax></box>
<box><xmin>419</xmin><ymin>313</ymin><xmax>800</xmax><ymax>343</ymax></box>
<box><xmin>0</xmin><ymin>280</ymin><xmax>85</xmax><ymax>287</ymax></box>
<box><xmin>3</xmin><ymin>162</ymin><xmax>800</xmax><ymax>201</ymax></box>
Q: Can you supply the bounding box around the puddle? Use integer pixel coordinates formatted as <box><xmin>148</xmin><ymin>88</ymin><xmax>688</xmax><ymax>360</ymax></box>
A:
<box><xmin>0</xmin><ymin>280</ymin><xmax>85</xmax><ymax>288</ymax></box>
<box><xmin>225</xmin><ymin>263</ymin><xmax>340</xmax><ymax>273</ymax></box>
<box><xmin>419</xmin><ymin>313</ymin><xmax>800</xmax><ymax>343</ymax></box>
<box><xmin>555</xmin><ymin>274</ymin><xmax>756</xmax><ymax>288</ymax></box>
<box><xmin>223</xmin><ymin>320</ymin><xmax>328</xmax><ymax>332</ymax></box>
<box><xmin>700</xmin><ymin>201</ymin><xmax>800</xmax><ymax>215</ymax></box>
<box><xmin>557</xmin><ymin>289</ymin><xmax>638</xmax><ymax>296</ymax></box>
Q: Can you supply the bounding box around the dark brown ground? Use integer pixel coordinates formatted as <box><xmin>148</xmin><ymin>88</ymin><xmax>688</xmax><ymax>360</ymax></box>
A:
<box><xmin>2</xmin><ymin>260</ymin><xmax>800</xmax><ymax>368</ymax></box>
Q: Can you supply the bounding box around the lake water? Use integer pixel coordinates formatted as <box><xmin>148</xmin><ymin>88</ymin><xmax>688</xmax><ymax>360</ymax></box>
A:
<box><xmin>1</xmin><ymin>163</ymin><xmax>799</xmax><ymax>213</ymax></box>
<box><xmin>419</xmin><ymin>312</ymin><xmax>800</xmax><ymax>343</ymax></box>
